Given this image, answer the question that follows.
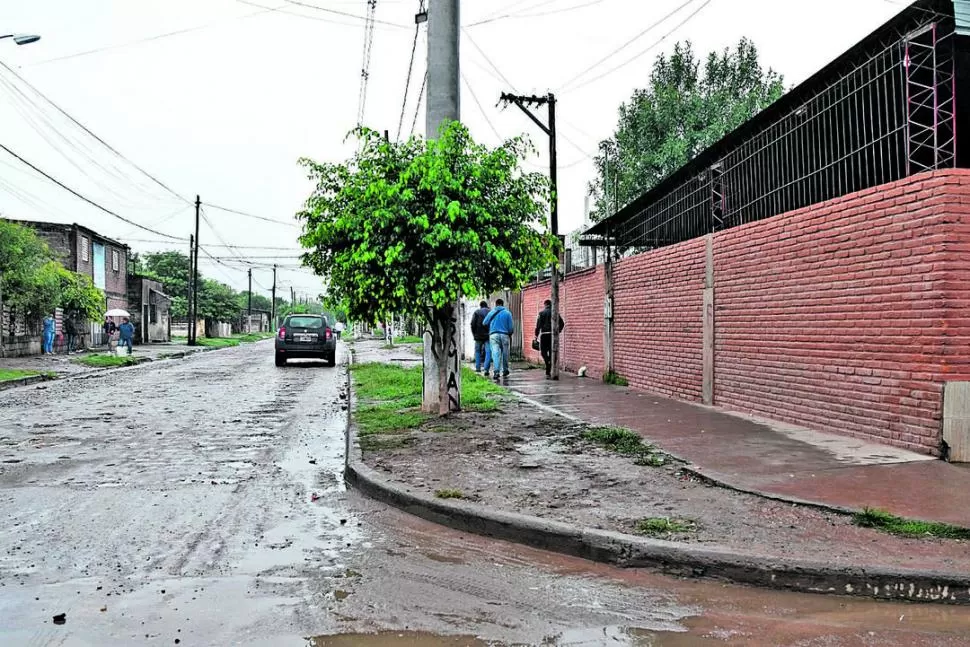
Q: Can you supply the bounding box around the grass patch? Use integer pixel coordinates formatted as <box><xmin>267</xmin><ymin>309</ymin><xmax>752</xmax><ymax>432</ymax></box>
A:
<box><xmin>583</xmin><ymin>426</ymin><xmax>649</xmax><ymax>455</ymax></box>
<box><xmin>355</xmin><ymin>405</ymin><xmax>430</xmax><ymax>436</ymax></box>
<box><xmin>853</xmin><ymin>507</ymin><xmax>970</xmax><ymax>539</ymax></box>
<box><xmin>74</xmin><ymin>354</ymin><xmax>139</xmax><ymax>368</ymax></box>
<box><xmin>434</xmin><ymin>488</ymin><xmax>465</xmax><ymax>499</ymax></box>
<box><xmin>461</xmin><ymin>367</ymin><xmax>504</xmax><ymax>411</ymax></box>
<box><xmin>236</xmin><ymin>332</ymin><xmax>274</xmax><ymax>342</ymax></box>
<box><xmin>395</xmin><ymin>335</ymin><xmax>424</xmax><ymax>344</ymax></box>
<box><xmin>603</xmin><ymin>371</ymin><xmax>629</xmax><ymax>386</ymax></box>
<box><xmin>194</xmin><ymin>337</ymin><xmax>241</xmax><ymax>348</ymax></box>
<box><xmin>0</xmin><ymin>369</ymin><xmax>40</xmax><ymax>382</ymax></box>
<box><xmin>635</xmin><ymin>517</ymin><xmax>695</xmax><ymax>536</ymax></box>
<box><xmin>351</xmin><ymin>362</ymin><xmax>424</xmax><ymax>403</ymax></box>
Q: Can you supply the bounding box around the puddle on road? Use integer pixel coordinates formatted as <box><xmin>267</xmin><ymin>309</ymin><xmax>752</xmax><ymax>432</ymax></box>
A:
<box><xmin>307</xmin><ymin>626</ymin><xmax>704</xmax><ymax>646</ymax></box>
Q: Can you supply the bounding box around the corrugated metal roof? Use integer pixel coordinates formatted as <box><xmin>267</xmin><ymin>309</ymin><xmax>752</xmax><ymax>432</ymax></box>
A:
<box><xmin>956</xmin><ymin>0</ymin><xmax>970</xmax><ymax>34</ymax></box>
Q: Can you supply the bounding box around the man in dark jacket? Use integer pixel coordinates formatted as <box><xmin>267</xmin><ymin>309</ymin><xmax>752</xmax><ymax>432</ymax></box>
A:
<box><xmin>469</xmin><ymin>300</ymin><xmax>492</xmax><ymax>374</ymax></box>
<box><xmin>534</xmin><ymin>299</ymin><xmax>565</xmax><ymax>379</ymax></box>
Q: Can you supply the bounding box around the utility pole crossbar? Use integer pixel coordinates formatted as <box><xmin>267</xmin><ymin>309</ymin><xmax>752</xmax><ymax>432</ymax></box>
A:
<box><xmin>498</xmin><ymin>91</ymin><xmax>562</xmax><ymax>380</ymax></box>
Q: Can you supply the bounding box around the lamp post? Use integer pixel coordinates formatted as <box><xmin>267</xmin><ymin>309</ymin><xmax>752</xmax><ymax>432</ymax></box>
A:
<box><xmin>0</xmin><ymin>34</ymin><xmax>41</xmax><ymax>46</ymax></box>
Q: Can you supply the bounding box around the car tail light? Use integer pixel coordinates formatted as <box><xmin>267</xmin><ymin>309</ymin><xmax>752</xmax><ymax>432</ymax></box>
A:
<box><xmin>278</xmin><ymin>327</ymin><xmax>286</xmax><ymax>340</ymax></box>
<box><xmin>325</xmin><ymin>327</ymin><xmax>332</xmax><ymax>340</ymax></box>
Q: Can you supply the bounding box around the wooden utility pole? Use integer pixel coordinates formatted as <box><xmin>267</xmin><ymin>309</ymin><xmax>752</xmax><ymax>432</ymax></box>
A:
<box><xmin>187</xmin><ymin>234</ymin><xmax>194</xmax><ymax>342</ymax></box>
<box><xmin>498</xmin><ymin>92</ymin><xmax>562</xmax><ymax>380</ymax></box>
<box><xmin>247</xmin><ymin>267</ymin><xmax>252</xmax><ymax>333</ymax></box>
<box><xmin>190</xmin><ymin>195</ymin><xmax>201</xmax><ymax>345</ymax></box>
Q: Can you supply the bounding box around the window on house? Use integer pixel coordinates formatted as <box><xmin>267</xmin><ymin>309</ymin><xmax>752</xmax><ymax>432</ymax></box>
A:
<box><xmin>112</xmin><ymin>250</ymin><xmax>120</xmax><ymax>272</ymax></box>
<box><xmin>149</xmin><ymin>304</ymin><xmax>157</xmax><ymax>323</ymax></box>
<box><xmin>81</xmin><ymin>236</ymin><xmax>89</xmax><ymax>262</ymax></box>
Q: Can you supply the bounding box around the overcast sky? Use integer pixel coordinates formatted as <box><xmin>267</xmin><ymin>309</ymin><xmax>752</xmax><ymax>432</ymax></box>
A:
<box><xmin>0</xmin><ymin>0</ymin><xmax>905</xmax><ymax>298</ymax></box>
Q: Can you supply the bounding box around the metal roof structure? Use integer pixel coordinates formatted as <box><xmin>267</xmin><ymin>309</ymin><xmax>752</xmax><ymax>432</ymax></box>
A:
<box><xmin>581</xmin><ymin>0</ymin><xmax>970</xmax><ymax>251</ymax></box>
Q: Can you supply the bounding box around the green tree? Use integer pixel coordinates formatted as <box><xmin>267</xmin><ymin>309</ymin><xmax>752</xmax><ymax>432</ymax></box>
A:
<box><xmin>142</xmin><ymin>251</ymin><xmax>191</xmax><ymax>317</ymax></box>
<box><xmin>0</xmin><ymin>220</ymin><xmax>54</xmax><ymax>315</ymax></box>
<box><xmin>237</xmin><ymin>291</ymin><xmax>272</xmax><ymax>313</ymax></box>
<box><xmin>57</xmin><ymin>269</ymin><xmax>105</xmax><ymax>320</ymax></box>
<box><xmin>591</xmin><ymin>38</ymin><xmax>785</xmax><ymax>222</ymax></box>
<box><xmin>197</xmin><ymin>278</ymin><xmax>239</xmax><ymax>322</ymax></box>
<box><xmin>298</xmin><ymin>123</ymin><xmax>554</xmax><ymax>414</ymax></box>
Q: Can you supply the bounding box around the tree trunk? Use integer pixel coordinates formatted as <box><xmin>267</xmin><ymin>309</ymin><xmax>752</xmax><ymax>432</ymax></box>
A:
<box><xmin>422</xmin><ymin>303</ymin><xmax>461</xmax><ymax>415</ymax></box>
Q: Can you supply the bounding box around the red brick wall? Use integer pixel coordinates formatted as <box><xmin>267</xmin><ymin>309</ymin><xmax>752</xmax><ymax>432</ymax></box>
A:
<box><xmin>714</xmin><ymin>171</ymin><xmax>970</xmax><ymax>454</ymax></box>
<box><xmin>520</xmin><ymin>267</ymin><xmax>607</xmax><ymax>375</ymax></box>
<box><xmin>613</xmin><ymin>238</ymin><xmax>707</xmax><ymax>401</ymax></box>
<box><xmin>939</xmin><ymin>173</ymin><xmax>970</xmax><ymax>382</ymax></box>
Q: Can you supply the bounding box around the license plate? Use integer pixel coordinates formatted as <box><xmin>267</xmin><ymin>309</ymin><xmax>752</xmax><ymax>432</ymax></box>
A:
<box><xmin>295</xmin><ymin>334</ymin><xmax>316</xmax><ymax>343</ymax></box>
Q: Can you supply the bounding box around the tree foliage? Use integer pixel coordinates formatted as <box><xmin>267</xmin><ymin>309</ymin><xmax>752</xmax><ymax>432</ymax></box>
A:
<box><xmin>297</xmin><ymin>123</ymin><xmax>554</xmax><ymax>326</ymax></box>
<box><xmin>0</xmin><ymin>220</ymin><xmax>55</xmax><ymax>314</ymax></box>
<box><xmin>590</xmin><ymin>38</ymin><xmax>785</xmax><ymax>222</ymax></box>
<box><xmin>141</xmin><ymin>250</ymin><xmax>245</xmax><ymax>322</ymax></box>
<box><xmin>56</xmin><ymin>267</ymin><xmax>105</xmax><ymax>320</ymax></box>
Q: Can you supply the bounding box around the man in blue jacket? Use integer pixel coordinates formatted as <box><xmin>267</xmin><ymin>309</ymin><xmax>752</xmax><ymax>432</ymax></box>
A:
<box><xmin>482</xmin><ymin>298</ymin><xmax>514</xmax><ymax>380</ymax></box>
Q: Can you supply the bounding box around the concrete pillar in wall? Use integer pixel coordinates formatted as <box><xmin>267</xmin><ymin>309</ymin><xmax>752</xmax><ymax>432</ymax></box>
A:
<box><xmin>603</xmin><ymin>256</ymin><xmax>614</xmax><ymax>376</ymax></box>
<box><xmin>943</xmin><ymin>381</ymin><xmax>970</xmax><ymax>461</ymax></box>
<box><xmin>702</xmin><ymin>234</ymin><xmax>715</xmax><ymax>405</ymax></box>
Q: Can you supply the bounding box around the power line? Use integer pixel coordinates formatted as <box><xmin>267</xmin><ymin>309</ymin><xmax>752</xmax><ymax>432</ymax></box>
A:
<box><xmin>357</xmin><ymin>0</ymin><xmax>380</xmax><ymax>126</ymax></box>
<box><xmin>557</xmin><ymin>0</ymin><xmax>698</xmax><ymax>91</ymax></box>
<box><xmin>202</xmin><ymin>201</ymin><xmax>301</xmax><ymax>227</ymax></box>
<box><xmin>460</xmin><ymin>72</ymin><xmax>502</xmax><ymax>141</ymax></box>
<box><xmin>0</xmin><ymin>142</ymin><xmax>187</xmax><ymax>241</ymax></box>
<box><xmin>462</xmin><ymin>28</ymin><xmax>516</xmax><ymax>90</ymax></box>
<box><xmin>0</xmin><ymin>60</ymin><xmax>190</xmax><ymax>205</ymax></box>
<box><xmin>283</xmin><ymin>0</ymin><xmax>409</xmax><ymax>29</ymax></box>
<box><xmin>28</xmin><ymin>8</ymin><xmax>278</xmax><ymax>67</ymax></box>
<box><xmin>410</xmin><ymin>70</ymin><xmax>428</xmax><ymax>135</ymax></box>
<box><xmin>466</xmin><ymin>0</ymin><xmax>602</xmax><ymax>27</ymax></box>
<box><xmin>396</xmin><ymin>1</ymin><xmax>426</xmax><ymax>140</ymax></box>
<box><xmin>124</xmin><ymin>238</ymin><xmax>300</xmax><ymax>251</ymax></box>
<box><xmin>563</xmin><ymin>0</ymin><xmax>714</xmax><ymax>93</ymax></box>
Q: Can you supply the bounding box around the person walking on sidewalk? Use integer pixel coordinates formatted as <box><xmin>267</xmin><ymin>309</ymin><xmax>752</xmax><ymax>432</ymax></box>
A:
<box><xmin>482</xmin><ymin>298</ymin><xmax>514</xmax><ymax>380</ymax></box>
<box><xmin>470</xmin><ymin>300</ymin><xmax>493</xmax><ymax>374</ymax></box>
<box><xmin>42</xmin><ymin>313</ymin><xmax>55</xmax><ymax>354</ymax></box>
<box><xmin>118</xmin><ymin>317</ymin><xmax>135</xmax><ymax>356</ymax></box>
<box><xmin>534</xmin><ymin>299</ymin><xmax>565</xmax><ymax>379</ymax></box>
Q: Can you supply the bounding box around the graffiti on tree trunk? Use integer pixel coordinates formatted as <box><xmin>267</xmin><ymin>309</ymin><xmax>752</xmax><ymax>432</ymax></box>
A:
<box><xmin>445</xmin><ymin>305</ymin><xmax>460</xmax><ymax>411</ymax></box>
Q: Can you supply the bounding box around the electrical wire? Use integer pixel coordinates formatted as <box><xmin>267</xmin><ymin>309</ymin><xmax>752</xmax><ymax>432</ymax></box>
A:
<box><xmin>460</xmin><ymin>71</ymin><xmax>503</xmax><ymax>141</ymax></box>
<box><xmin>557</xmin><ymin>0</ymin><xmax>698</xmax><ymax>91</ymax></box>
<box><xmin>563</xmin><ymin>0</ymin><xmax>714</xmax><ymax>93</ymax></box>
<box><xmin>396</xmin><ymin>1</ymin><xmax>425</xmax><ymax>140</ymax></box>
<box><xmin>410</xmin><ymin>70</ymin><xmax>428</xmax><ymax>135</ymax></box>
<box><xmin>202</xmin><ymin>201</ymin><xmax>301</xmax><ymax>227</ymax></box>
<box><xmin>283</xmin><ymin>0</ymin><xmax>408</xmax><ymax>29</ymax></box>
<box><xmin>466</xmin><ymin>0</ymin><xmax>602</xmax><ymax>27</ymax></box>
<box><xmin>0</xmin><ymin>142</ymin><xmax>187</xmax><ymax>241</ymax></box>
<box><xmin>0</xmin><ymin>61</ymin><xmax>190</xmax><ymax>205</ymax></box>
<box><xmin>357</xmin><ymin>0</ymin><xmax>380</xmax><ymax>126</ymax></box>
<box><xmin>462</xmin><ymin>28</ymin><xmax>517</xmax><ymax>90</ymax></box>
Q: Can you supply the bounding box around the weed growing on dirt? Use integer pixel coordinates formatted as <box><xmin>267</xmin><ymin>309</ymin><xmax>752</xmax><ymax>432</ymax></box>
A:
<box><xmin>358</xmin><ymin>435</ymin><xmax>416</xmax><ymax>451</ymax></box>
<box><xmin>73</xmin><ymin>354</ymin><xmax>139</xmax><ymax>368</ymax></box>
<box><xmin>582</xmin><ymin>426</ymin><xmax>649</xmax><ymax>455</ymax></box>
<box><xmin>435</xmin><ymin>488</ymin><xmax>465</xmax><ymax>499</ymax></box>
<box><xmin>603</xmin><ymin>371</ymin><xmax>629</xmax><ymax>386</ymax></box>
<box><xmin>633</xmin><ymin>452</ymin><xmax>668</xmax><ymax>467</ymax></box>
<box><xmin>853</xmin><ymin>507</ymin><xmax>970</xmax><ymax>539</ymax></box>
<box><xmin>635</xmin><ymin>517</ymin><xmax>695</xmax><ymax>536</ymax></box>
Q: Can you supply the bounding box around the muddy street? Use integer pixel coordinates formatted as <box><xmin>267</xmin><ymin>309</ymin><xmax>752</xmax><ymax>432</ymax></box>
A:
<box><xmin>1</xmin><ymin>341</ymin><xmax>969</xmax><ymax>646</ymax></box>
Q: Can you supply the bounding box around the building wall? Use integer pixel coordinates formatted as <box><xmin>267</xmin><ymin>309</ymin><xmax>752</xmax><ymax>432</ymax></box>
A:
<box><xmin>520</xmin><ymin>169</ymin><xmax>970</xmax><ymax>455</ymax></box>
<box><xmin>521</xmin><ymin>267</ymin><xmax>606</xmax><ymax>377</ymax></box>
<box><xmin>614</xmin><ymin>238</ymin><xmax>707</xmax><ymax>401</ymax></box>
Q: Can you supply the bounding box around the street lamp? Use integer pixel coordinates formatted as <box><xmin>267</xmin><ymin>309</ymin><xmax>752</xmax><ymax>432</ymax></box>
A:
<box><xmin>0</xmin><ymin>34</ymin><xmax>41</xmax><ymax>46</ymax></box>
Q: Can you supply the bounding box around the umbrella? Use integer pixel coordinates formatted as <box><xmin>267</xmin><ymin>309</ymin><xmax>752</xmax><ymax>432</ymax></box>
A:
<box><xmin>105</xmin><ymin>308</ymin><xmax>130</xmax><ymax>317</ymax></box>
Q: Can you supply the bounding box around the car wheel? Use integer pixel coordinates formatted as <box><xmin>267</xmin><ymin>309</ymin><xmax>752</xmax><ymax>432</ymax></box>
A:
<box><xmin>275</xmin><ymin>353</ymin><xmax>286</xmax><ymax>367</ymax></box>
<box><xmin>326</xmin><ymin>352</ymin><xmax>336</xmax><ymax>367</ymax></box>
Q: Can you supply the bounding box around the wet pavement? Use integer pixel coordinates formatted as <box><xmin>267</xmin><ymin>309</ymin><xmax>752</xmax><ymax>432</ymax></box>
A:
<box><xmin>1</xmin><ymin>341</ymin><xmax>969</xmax><ymax>645</ymax></box>
<box><xmin>506</xmin><ymin>366</ymin><xmax>970</xmax><ymax>527</ymax></box>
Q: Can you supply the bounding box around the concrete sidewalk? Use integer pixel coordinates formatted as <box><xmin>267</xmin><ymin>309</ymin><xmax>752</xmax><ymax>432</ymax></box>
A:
<box><xmin>505</xmin><ymin>365</ymin><xmax>970</xmax><ymax>528</ymax></box>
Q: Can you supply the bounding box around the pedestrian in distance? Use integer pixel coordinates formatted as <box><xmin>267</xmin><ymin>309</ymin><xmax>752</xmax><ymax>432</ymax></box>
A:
<box><xmin>41</xmin><ymin>312</ymin><xmax>55</xmax><ymax>355</ymax></box>
<box><xmin>118</xmin><ymin>317</ymin><xmax>135</xmax><ymax>356</ymax></box>
<box><xmin>470</xmin><ymin>300</ymin><xmax>493</xmax><ymax>374</ymax></box>
<box><xmin>482</xmin><ymin>298</ymin><xmax>514</xmax><ymax>381</ymax></box>
<box><xmin>103</xmin><ymin>317</ymin><xmax>118</xmax><ymax>353</ymax></box>
<box><xmin>534</xmin><ymin>299</ymin><xmax>565</xmax><ymax>379</ymax></box>
<box><xmin>64</xmin><ymin>315</ymin><xmax>78</xmax><ymax>354</ymax></box>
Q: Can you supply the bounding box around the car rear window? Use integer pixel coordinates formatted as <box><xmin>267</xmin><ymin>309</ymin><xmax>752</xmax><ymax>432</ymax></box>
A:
<box><xmin>287</xmin><ymin>316</ymin><xmax>325</xmax><ymax>329</ymax></box>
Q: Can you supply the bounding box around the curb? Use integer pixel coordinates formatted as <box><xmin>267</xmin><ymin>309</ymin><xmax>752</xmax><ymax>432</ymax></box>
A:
<box><xmin>342</xmin><ymin>374</ymin><xmax>970</xmax><ymax>604</ymax></box>
<box><xmin>0</xmin><ymin>373</ymin><xmax>54</xmax><ymax>392</ymax></box>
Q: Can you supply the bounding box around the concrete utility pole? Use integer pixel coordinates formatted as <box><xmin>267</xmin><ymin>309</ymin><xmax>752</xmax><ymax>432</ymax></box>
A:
<box><xmin>190</xmin><ymin>195</ymin><xmax>201</xmax><ymax>345</ymax></box>
<box><xmin>187</xmin><ymin>234</ymin><xmax>194</xmax><ymax>343</ymax></box>
<box><xmin>247</xmin><ymin>268</ymin><xmax>252</xmax><ymax>333</ymax></box>
<box><xmin>271</xmin><ymin>264</ymin><xmax>277</xmax><ymax>330</ymax></box>
<box><xmin>422</xmin><ymin>0</ymin><xmax>462</xmax><ymax>414</ymax></box>
<box><xmin>499</xmin><ymin>92</ymin><xmax>562</xmax><ymax>380</ymax></box>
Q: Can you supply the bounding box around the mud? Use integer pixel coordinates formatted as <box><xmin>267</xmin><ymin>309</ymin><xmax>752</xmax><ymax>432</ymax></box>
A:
<box><xmin>362</xmin><ymin>392</ymin><xmax>970</xmax><ymax>575</ymax></box>
<box><xmin>2</xmin><ymin>340</ymin><xmax>969</xmax><ymax>645</ymax></box>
